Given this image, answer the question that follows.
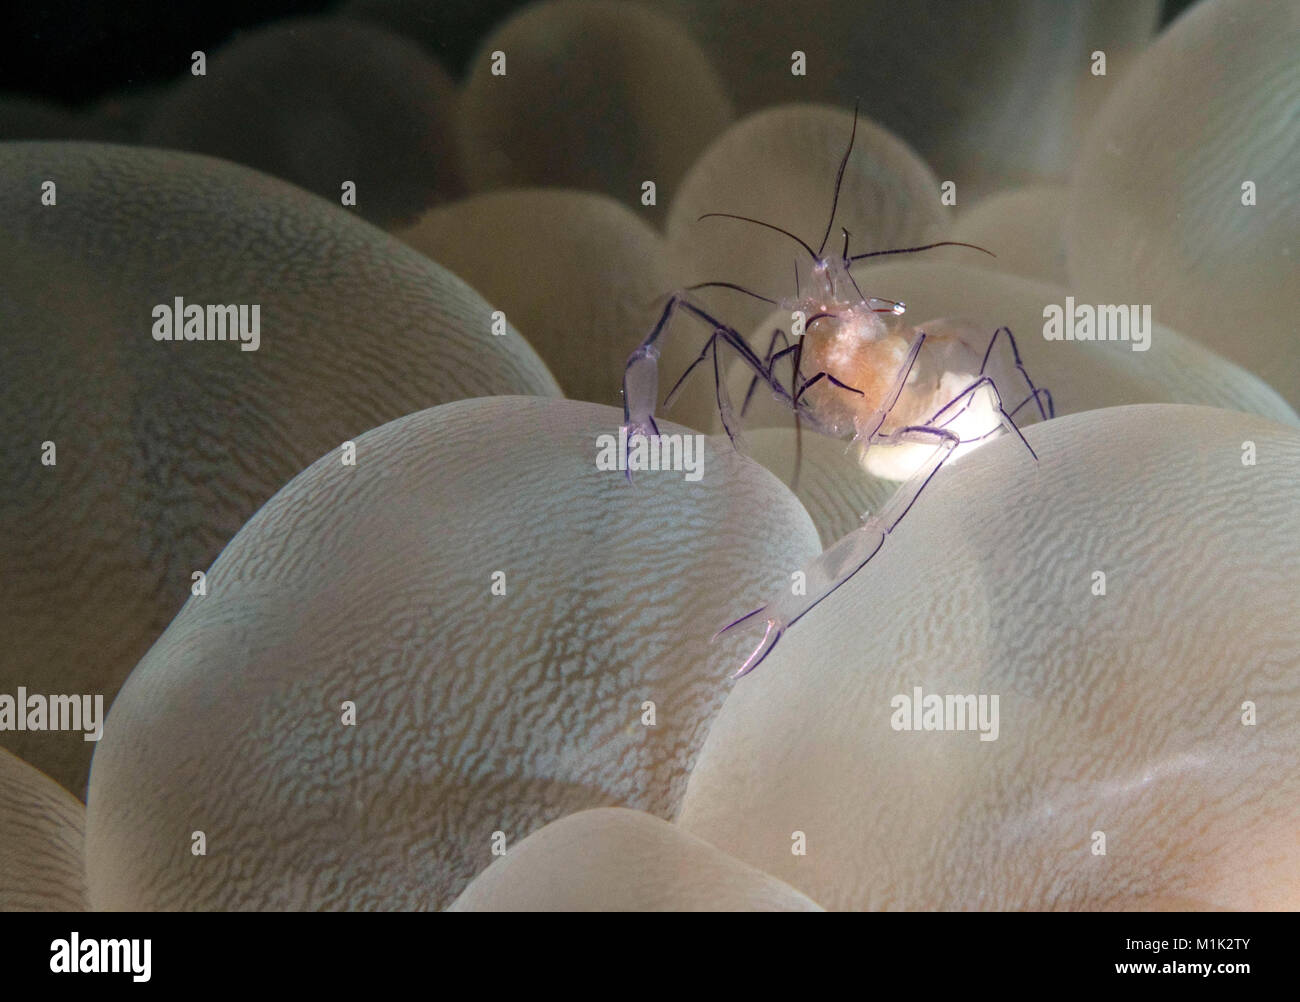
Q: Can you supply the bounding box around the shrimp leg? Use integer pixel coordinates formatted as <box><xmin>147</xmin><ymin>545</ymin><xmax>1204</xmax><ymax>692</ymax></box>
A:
<box><xmin>621</xmin><ymin>293</ymin><xmax>793</xmax><ymax>448</ymax></box>
<box><xmin>717</xmin><ymin>423</ymin><xmax>958</xmax><ymax>677</ymax></box>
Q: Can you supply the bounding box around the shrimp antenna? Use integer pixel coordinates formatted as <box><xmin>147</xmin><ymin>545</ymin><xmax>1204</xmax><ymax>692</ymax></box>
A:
<box><xmin>697</xmin><ymin>213</ymin><xmax>818</xmax><ymax>262</ymax></box>
<box><xmin>686</xmin><ymin>281</ymin><xmax>778</xmax><ymax>305</ymax></box>
<box><xmin>817</xmin><ymin>98</ymin><xmax>860</xmax><ymax>258</ymax></box>
<box><xmin>850</xmin><ymin>240</ymin><xmax>996</xmax><ymax>262</ymax></box>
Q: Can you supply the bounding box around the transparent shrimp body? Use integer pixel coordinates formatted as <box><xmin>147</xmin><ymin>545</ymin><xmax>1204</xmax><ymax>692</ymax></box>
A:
<box><xmin>619</xmin><ymin>106</ymin><xmax>1054</xmax><ymax>678</ymax></box>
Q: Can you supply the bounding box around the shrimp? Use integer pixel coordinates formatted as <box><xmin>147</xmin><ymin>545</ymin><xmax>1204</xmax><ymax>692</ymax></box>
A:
<box><xmin>621</xmin><ymin>103</ymin><xmax>1054</xmax><ymax>678</ymax></box>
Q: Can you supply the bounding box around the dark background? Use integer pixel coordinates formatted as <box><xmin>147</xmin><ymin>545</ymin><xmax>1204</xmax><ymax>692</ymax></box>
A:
<box><xmin>2</xmin><ymin>0</ymin><xmax>1199</xmax><ymax>106</ymax></box>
